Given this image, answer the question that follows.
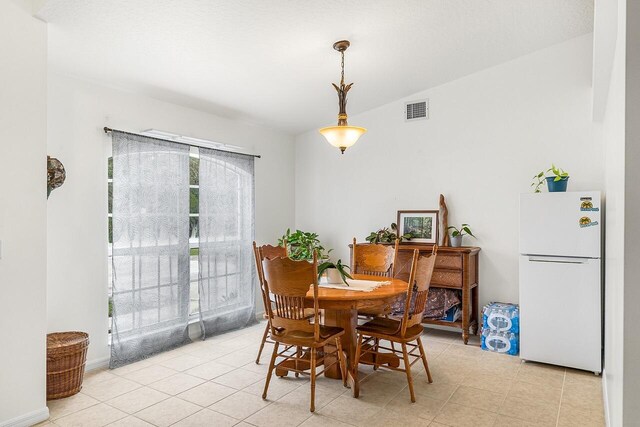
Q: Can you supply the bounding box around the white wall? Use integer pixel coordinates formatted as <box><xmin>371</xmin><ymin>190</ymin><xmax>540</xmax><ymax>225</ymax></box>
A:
<box><xmin>593</xmin><ymin>0</ymin><xmax>619</xmax><ymax>121</ymax></box>
<box><xmin>599</xmin><ymin>0</ymin><xmax>625</xmax><ymax>424</ymax></box>
<box><xmin>596</xmin><ymin>0</ymin><xmax>640</xmax><ymax>425</ymax></box>
<box><xmin>295</xmin><ymin>34</ymin><xmax>602</xmax><ymax>310</ymax></box>
<box><xmin>47</xmin><ymin>73</ymin><xmax>296</xmax><ymax>366</ymax></box>
<box><xmin>622</xmin><ymin>0</ymin><xmax>640</xmax><ymax>423</ymax></box>
<box><xmin>0</xmin><ymin>1</ymin><xmax>48</xmax><ymax>425</ymax></box>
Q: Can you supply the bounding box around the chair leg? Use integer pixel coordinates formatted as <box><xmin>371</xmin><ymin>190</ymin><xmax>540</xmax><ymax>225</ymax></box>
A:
<box><xmin>255</xmin><ymin>322</ymin><xmax>270</xmax><ymax>364</ymax></box>
<box><xmin>352</xmin><ymin>334</ymin><xmax>364</xmax><ymax>398</ymax></box>
<box><xmin>310</xmin><ymin>347</ymin><xmax>317</xmax><ymax>412</ymax></box>
<box><xmin>262</xmin><ymin>342</ymin><xmax>279</xmax><ymax>399</ymax></box>
<box><xmin>373</xmin><ymin>338</ymin><xmax>379</xmax><ymax>371</ymax></box>
<box><xmin>335</xmin><ymin>337</ymin><xmax>347</xmax><ymax>388</ymax></box>
<box><xmin>417</xmin><ymin>337</ymin><xmax>433</xmax><ymax>383</ymax></box>
<box><xmin>295</xmin><ymin>346</ymin><xmax>302</xmax><ymax>378</ymax></box>
<box><xmin>401</xmin><ymin>343</ymin><xmax>416</xmax><ymax>403</ymax></box>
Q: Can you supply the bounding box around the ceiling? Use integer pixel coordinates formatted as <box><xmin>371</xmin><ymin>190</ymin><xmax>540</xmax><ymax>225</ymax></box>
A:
<box><xmin>37</xmin><ymin>0</ymin><xmax>594</xmax><ymax>134</ymax></box>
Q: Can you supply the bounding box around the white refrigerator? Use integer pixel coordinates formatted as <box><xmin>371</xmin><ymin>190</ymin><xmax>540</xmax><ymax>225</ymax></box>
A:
<box><xmin>519</xmin><ymin>191</ymin><xmax>602</xmax><ymax>373</ymax></box>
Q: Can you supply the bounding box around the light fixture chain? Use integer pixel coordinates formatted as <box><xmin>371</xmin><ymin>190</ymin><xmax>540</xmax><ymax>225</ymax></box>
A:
<box><xmin>340</xmin><ymin>50</ymin><xmax>345</xmax><ymax>86</ymax></box>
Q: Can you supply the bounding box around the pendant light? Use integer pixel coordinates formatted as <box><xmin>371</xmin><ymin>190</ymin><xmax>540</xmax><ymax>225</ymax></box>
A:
<box><xmin>319</xmin><ymin>40</ymin><xmax>367</xmax><ymax>154</ymax></box>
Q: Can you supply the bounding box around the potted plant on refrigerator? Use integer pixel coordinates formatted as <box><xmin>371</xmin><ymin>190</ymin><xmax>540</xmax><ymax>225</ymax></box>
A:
<box><xmin>447</xmin><ymin>224</ymin><xmax>476</xmax><ymax>247</ymax></box>
<box><xmin>318</xmin><ymin>259</ymin><xmax>353</xmax><ymax>284</ymax></box>
<box><xmin>531</xmin><ymin>164</ymin><xmax>570</xmax><ymax>193</ymax></box>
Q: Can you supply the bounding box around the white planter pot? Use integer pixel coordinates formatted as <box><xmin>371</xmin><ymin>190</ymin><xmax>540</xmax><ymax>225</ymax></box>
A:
<box><xmin>325</xmin><ymin>268</ymin><xmax>344</xmax><ymax>284</ymax></box>
<box><xmin>450</xmin><ymin>235</ymin><xmax>463</xmax><ymax>247</ymax></box>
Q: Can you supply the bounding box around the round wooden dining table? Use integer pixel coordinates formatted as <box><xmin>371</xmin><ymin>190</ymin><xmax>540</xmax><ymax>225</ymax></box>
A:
<box><xmin>274</xmin><ymin>274</ymin><xmax>409</xmax><ymax>385</ymax></box>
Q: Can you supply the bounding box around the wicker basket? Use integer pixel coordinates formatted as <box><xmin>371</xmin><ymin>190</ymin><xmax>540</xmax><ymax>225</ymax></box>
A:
<box><xmin>46</xmin><ymin>332</ymin><xmax>90</xmax><ymax>400</ymax></box>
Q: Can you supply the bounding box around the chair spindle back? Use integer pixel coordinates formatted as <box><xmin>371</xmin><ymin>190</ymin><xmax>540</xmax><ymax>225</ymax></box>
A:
<box><xmin>261</xmin><ymin>251</ymin><xmax>320</xmax><ymax>341</ymax></box>
<box><xmin>253</xmin><ymin>241</ymin><xmax>287</xmax><ymax>312</ymax></box>
<box><xmin>401</xmin><ymin>246</ymin><xmax>438</xmax><ymax>337</ymax></box>
<box><xmin>351</xmin><ymin>238</ymin><xmax>399</xmax><ymax>277</ymax></box>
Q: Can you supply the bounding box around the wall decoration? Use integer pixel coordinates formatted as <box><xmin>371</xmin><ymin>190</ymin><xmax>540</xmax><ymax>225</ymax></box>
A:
<box><xmin>397</xmin><ymin>210</ymin><xmax>439</xmax><ymax>244</ymax></box>
<box><xmin>439</xmin><ymin>194</ymin><xmax>450</xmax><ymax>246</ymax></box>
<box><xmin>47</xmin><ymin>155</ymin><xmax>66</xmax><ymax>198</ymax></box>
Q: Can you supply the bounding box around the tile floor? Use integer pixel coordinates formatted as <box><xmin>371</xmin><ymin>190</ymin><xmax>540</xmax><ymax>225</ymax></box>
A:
<box><xmin>39</xmin><ymin>322</ymin><xmax>605</xmax><ymax>427</ymax></box>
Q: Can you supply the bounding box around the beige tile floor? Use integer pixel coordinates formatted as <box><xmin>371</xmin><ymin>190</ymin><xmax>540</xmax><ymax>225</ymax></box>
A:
<box><xmin>38</xmin><ymin>322</ymin><xmax>605</xmax><ymax>427</ymax></box>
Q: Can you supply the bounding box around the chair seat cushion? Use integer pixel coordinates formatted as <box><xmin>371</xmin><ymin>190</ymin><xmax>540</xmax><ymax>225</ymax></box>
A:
<box><xmin>356</xmin><ymin>317</ymin><xmax>423</xmax><ymax>341</ymax></box>
<box><xmin>272</xmin><ymin>325</ymin><xmax>344</xmax><ymax>347</ymax></box>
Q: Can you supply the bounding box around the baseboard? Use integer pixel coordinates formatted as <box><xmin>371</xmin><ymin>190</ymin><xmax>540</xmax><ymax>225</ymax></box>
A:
<box><xmin>602</xmin><ymin>368</ymin><xmax>610</xmax><ymax>427</ymax></box>
<box><xmin>85</xmin><ymin>355</ymin><xmax>110</xmax><ymax>372</ymax></box>
<box><xmin>0</xmin><ymin>406</ymin><xmax>49</xmax><ymax>427</ymax></box>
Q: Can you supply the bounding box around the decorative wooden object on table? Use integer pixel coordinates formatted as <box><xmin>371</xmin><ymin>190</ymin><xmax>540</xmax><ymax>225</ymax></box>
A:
<box><xmin>252</xmin><ymin>241</ymin><xmax>288</xmax><ymax>364</ymax></box>
<box><xmin>353</xmin><ymin>247</ymin><xmax>438</xmax><ymax>402</ymax></box>
<box><xmin>260</xmin><ymin>252</ymin><xmax>348</xmax><ymax>412</ymax></box>
<box><xmin>351</xmin><ymin>242</ymin><xmax>480</xmax><ymax>344</ymax></box>
<box><xmin>351</xmin><ymin>237</ymin><xmax>399</xmax><ymax>317</ymax></box>
<box><xmin>439</xmin><ymin>194</ymin><xmax>450</xmax><ymax>247</ymax></box>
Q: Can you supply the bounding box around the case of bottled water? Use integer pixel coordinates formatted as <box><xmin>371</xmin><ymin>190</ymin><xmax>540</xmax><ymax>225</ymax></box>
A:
<box><xmin>481</xmin><ymin>329</ymin><xmax>519</xmax><ymax>355</ymax></box>
<box><xmin>482</xmin><ymin>302</ymin><xmax>519</xmax><ymax>334</ymax></box>
<box><xmin>481</xmin><ymin>302</ymin><xmax>519</xmax><ymax>355</ymax></box>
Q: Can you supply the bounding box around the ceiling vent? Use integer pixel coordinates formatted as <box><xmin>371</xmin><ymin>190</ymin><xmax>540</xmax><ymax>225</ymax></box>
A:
<box><xmin>405</xmin><ymin>99</ymin><xmax>429</xmax><ymax>121</ymax></box>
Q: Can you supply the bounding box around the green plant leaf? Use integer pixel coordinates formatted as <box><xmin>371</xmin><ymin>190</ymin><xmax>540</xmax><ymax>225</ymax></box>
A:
<box><xmin>462</xmin><ymin>226</ymin><xmax>475</xmax><ymax>237</ymax></box>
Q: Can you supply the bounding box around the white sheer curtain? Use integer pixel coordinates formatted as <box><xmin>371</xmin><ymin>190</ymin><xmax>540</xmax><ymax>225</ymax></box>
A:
<box><xmin>197</xmin><ymin>148</ymin><xmax>256</xmax><ymax>337</ymax></box>
<box><xmin>110</xmin><ymin>131</ymin><xmax>191</xmax><ymax>368</ymax></box>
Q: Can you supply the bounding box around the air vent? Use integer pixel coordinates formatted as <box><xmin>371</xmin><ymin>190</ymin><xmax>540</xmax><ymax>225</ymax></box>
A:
<box><xmin>405</xmin><ymin>99</ymin><xmax>429</xmax><ymax>121</ymax></box>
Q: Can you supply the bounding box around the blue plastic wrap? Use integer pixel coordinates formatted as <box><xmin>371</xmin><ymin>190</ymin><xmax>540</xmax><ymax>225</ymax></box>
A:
<box><xmin>481</xmin><ymin>330</ymin><xmax>519</xmax><ymax>355</ymax></box>
<box><xmin>482</xmin><ymin>302</ymin><xmax>519</xmax><ymax>333</ymax></box>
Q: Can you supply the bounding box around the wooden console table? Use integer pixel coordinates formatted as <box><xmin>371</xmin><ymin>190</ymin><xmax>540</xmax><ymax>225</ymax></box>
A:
<box><xmin>350</xmin><ymin>243</ymin><xmax>481</xmax><ymax>344</ymax></box>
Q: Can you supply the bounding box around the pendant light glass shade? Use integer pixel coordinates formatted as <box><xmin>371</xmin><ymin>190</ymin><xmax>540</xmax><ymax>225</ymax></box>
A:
<box><xmin>319</xmin><ymin>125</ymin><xmax>367</xmax><ymax>153</ymax></box>
<box><xmin>319</xmin><ymin>40</ymin><xmax>366</xmax><ymax>154</ymax></box>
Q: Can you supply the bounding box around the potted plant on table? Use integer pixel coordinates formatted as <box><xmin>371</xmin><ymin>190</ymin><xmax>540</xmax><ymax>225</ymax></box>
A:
<box><xmin>278</xmin><ymin>229</ymin><xmax>330</xmax><ymax>261</ymax></box>
<box><xmin>447</xmin><ymin>224</ymin><xmax>476</xmax><ymax>247</ymax></box>
<box><xmin>318</xmin><ymin>259</ymin><xmax>353</xmax><ymax>285</ymax></box>
<box><xmin>531</xmin><ymin>164</ymin><xmax>570</xmax><ymax>193</ymax></box>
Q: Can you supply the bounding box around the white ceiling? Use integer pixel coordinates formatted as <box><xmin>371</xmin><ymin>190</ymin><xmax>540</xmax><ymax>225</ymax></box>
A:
<box><xmin>38</xmin><ymin>0</ymin><xmax>594</xmax><ymax>134</ymax></box>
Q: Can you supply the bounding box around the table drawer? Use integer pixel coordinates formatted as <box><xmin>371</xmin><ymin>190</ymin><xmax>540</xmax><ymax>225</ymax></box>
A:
<box><xmin>431</xmin><ymin>269</ymin><xmax>463</xmax><ymax>288</ymax></box>
<box><xmin>435</xmin><ymin>254</ymin><xmax>463</xmax><ymax>270</ymax></box>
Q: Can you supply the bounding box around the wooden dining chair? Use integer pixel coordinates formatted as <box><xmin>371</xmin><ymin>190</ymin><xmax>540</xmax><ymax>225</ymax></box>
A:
<box><xmin>261</xmin><ymin>252</ymin><xmax>348</xmax><ymax>412</ymax></box>
<box><xmin>351</xmin><ymin>237</ymin><xmax>400</xmax><ymax>278</ymax></box>
<box><xmin>252</xmin><ymin>241</ymin><xmax>287</xmax><ymax>364</ymax></box>
<box><xmin>352</xmin><ymin>238</ymin><xmax>400</xmax><ymax>321</ymax></box>
<box><xmin>353</xmin><ymin>246</ymin><xmax>438</xmax><ymax>403</ymax></box>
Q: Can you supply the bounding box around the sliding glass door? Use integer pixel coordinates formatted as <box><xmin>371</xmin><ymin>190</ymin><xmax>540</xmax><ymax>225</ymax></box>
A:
<box><xmin>109</xmin><ymin>132</ymin><xmax>191</xmax><ymax>368</ymax></box>
<box><xmin>107</xmin><ymin>131</ymin><xmax>256</xmax><ymax>367</ymax></box>
<box><xmin>197</xmin><ymin>148</ymin><xmax>256</xmax><ymax>336</ymax></box>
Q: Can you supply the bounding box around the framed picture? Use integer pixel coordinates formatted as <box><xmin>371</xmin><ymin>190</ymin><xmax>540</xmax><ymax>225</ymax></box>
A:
<box><xmin>397</xmin><ymin>210</ymin><xmax>439</xmax><ymax>244</ymax></box>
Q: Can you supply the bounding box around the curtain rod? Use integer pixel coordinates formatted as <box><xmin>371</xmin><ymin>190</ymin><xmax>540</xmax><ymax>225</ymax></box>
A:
<box><xmin>103</xmin><ymin>127</ymin><xmax>261</xmax><ymax>159</ymax></box>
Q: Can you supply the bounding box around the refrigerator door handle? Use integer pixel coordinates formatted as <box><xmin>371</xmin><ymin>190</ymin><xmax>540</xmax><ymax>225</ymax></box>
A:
<box><xmin>527</xmin><ymin>255</ymin><xmax>589</xmax><ymax>264</ymax></box>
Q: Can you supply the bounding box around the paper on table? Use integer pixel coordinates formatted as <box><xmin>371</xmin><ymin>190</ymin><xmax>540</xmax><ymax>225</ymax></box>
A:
<box><xmin>318</xmin><ymin>277</ymin><xmax>392</xmax><ymax>292</ymax></box>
